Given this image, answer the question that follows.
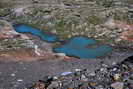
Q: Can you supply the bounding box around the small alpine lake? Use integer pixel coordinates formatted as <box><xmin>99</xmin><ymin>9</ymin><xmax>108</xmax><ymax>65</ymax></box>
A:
<box><xmin>53</xmin><ymin>36</ymin><xmax>112</xmax><ymax>59</ymax></box>
<box><xmin>13</xmin><ymin>24</ymin><xmax>58</xmax><ymax>42</ymax></box>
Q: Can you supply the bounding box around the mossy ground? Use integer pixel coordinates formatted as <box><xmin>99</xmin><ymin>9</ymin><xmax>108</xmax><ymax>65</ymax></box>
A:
<box><xmin>0</xmin><ymin>38</ymin><xmax>32</xmax><ymax>51</ymax></box>
<box><xmin>0</xmin><ymin>0</ymin><xmax>133</xmax><ymax>51</ymax></box>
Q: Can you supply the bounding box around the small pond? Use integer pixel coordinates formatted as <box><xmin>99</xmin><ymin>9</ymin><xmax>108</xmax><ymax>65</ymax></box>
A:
<box><xmin>13</xmin><ymin>24</ymin><xmax>58</xmax><ymax>42</ymax></box>
<box><xmin>53</xmin><ymin>36</ymin><xmax>112</xmax><ymax>59</ymax></box>
<box><xmin>13</xmin><ymin>24</ymin><xmax>112</xmax><ymax>59</ymax></box>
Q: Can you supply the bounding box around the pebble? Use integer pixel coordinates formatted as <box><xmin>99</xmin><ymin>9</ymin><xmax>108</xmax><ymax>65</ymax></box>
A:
<box><xmin>11</xmin><ymin>73</ymin><xmax>15</xmax><ymax>77</ymax></box>
<box><xmin>89</xmin><ymin>71</ymin><xmax>96</xmax><ymax>76</ymax></box>
<box><xmin>113</xmin><ymin>68</ymin><xmax>117</xmax><ymax>71</ymax></box>
<box><xmin>17</xmin><ymin>79</ymin><xmax>23</xmax><ymax>82</ymax></box>
<box><xmin>47</xmin><ymin>81</ymin><xmax>59</xmax><ymax>89</ymax></box>
<box><xmin>115</xmin><ymin>38</ymin><xmax>122</xmax><ymax>42</ymax></box>
<box><xmin>81</xmin><ymin>74</ymin><xmax>87</xmax><ymax>81</ymax></box>
<box><xmin>104</xmin><ymin>18</ymin><xmax>116</xmax><ymax>29</ymax></box>
<box><xmin>33</xmin><ymin>81</ymin><xmax>45</xmax><ymax>89</ymax></box>
<box><xmin>111</xmin><ymin>82</ymin><xmax>124</xmax><ymax>89</ymax></box>
<box><xmin>55</xmin><ymin>53</ymin><xmax>66</xmax><ymax>57</ymax></box>
<box><xmin>75</xmin><ymin>69</ymin><xmax>81</xmax><ymax>72</ymax></box>
<box><xmin>51</xmin><ymin>30</ymin><xmax>57</xmax><ymax>34</ymax></box>
<box><xmin>53</xmin><ymin>76</ymin><xmax>58</xmax><ymax>80</ymax></box>
<box><xmin>61</xmin><ymin>71</ymin><xmax>72</xmax><ymax>76</ymax></box>
<box><xmin>113</xmin><ymin>74</ymin><xmax>121</xmax><ymax>81</ymax></box>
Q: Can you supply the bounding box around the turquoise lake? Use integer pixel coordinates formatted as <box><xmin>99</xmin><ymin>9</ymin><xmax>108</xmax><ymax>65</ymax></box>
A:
<box><xmin>13</xmin><ymin>24</ymin><xmax>112</xmax><ymax>59</ymax></box>
<box><xmin>13</xmin><ymin>24</ymin><xmax>58</xmax><ymax>42</ymax></box>
<box><xmin>53</xmin><ymin>37</ymin><xmax>112</xmax><ymax>59</ymax></box>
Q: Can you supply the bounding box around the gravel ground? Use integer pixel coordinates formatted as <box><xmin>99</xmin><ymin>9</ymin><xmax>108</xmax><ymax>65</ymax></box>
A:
<box><xmin>30</xmin><ymin>55</ymin><xmax>133</xmax><ymax>89</ymax></box>
<box><xmin>0</xmin><ymin>51</ymin><xmax>132</xmax><ymax>89</ymax></box>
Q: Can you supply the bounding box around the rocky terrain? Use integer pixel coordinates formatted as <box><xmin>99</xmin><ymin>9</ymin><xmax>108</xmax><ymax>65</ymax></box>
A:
<box><xmin>30</xmin><ymin>56</ymin><xmax>133</xmax><ymax>89</ymax></box>
<box><xmin>0</xmin><ymin>0</ymin><xmax>133</xmax><ymax>89</ymax></box>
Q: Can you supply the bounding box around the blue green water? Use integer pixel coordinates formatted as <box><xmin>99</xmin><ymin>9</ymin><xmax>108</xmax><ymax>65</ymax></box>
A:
<box><xmin>53</xmin><ymin>37</ymin><xmax>112</xmax><ymax>59</ymax></box>
<box><xmin>13</xmin><ymin>24</ymin><xmax>112</xmax><ymax>59</ymax></box>
<box><xmin>13</xmin><ymin>24</ymin><xmax>58</xmax><ymax>42</ymax></box>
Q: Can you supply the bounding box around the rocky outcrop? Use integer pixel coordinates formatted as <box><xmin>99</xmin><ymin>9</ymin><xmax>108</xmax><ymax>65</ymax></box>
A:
<box><xmin>105</xmin><ymin>19</ymin><xmax>133</xmax><ymax>42</ymax></box>
<box><xmin>0</xmin><ymin>20</ymin><xmax>55</xmax><ymax>61</ymax></box>
<box><xmin>0</xmin><ymin>20</ymin><xmax>20</xmax><ymax>39</ymax></box>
